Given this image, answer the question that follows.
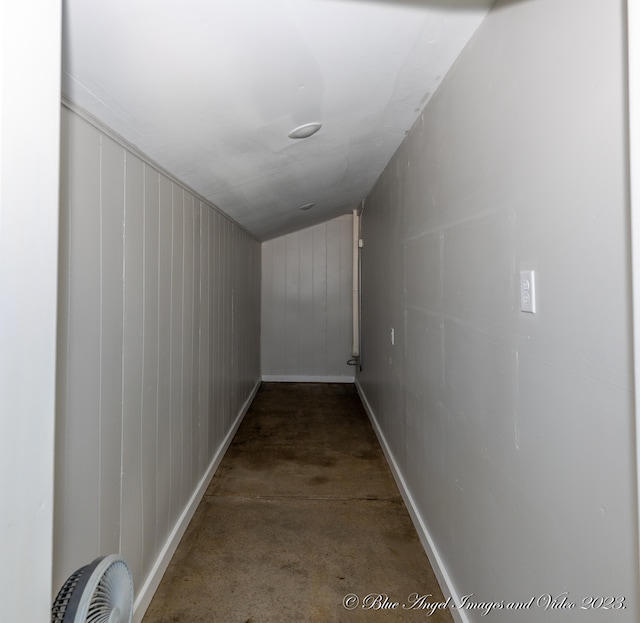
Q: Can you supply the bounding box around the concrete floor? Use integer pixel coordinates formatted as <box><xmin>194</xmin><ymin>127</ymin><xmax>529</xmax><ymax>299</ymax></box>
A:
<box><xmin>142</xmin><ymin>383</ymin><xmax>453</xmax><ymax>623</ymax></box>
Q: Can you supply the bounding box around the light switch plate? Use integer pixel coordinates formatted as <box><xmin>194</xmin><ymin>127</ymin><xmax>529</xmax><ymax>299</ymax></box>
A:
<box><xmin>520</xmin><ymin>270</ymin><xmax>536</xmax><ymax>313</ymax></box>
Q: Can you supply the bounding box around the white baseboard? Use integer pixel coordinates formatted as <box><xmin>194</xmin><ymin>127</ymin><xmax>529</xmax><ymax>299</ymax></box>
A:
<box><xmin>261</xmin><ymin>375</ymin><xmax>354</xmax><ymax>383</ymax></box>
<box><xmin>354</xmin><ymin>380</ymin><xmax>469</xmax><ymax>623</ymax></box>
<box><xmin>132</xmin><ymin>378</ymin><xmax>261</xmax><ymax>623</ymax></box>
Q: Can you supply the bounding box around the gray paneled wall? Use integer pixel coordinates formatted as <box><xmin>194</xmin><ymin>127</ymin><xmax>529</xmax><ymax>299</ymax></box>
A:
<box><xmin>54</xmin><ymin>105</ymin><xmax>261</xmax><ymax>612</ymax></box>
<box><xmin>356</xmin><ymin>1</ymin><xmax>638</xmax><ymax>622</ymax></box>
<box><xmin>261</xmin><ymin>215</ymin><xmax>354</xmax><ymax>382</ymax></box>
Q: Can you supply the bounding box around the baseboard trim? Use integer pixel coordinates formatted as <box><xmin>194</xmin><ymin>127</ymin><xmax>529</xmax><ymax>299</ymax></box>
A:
<box><xmin>261</xmin><ymin>375</ymin><xmax>354</xmax><ymax>383</ymax></box>
<box><xmin>132</xmin><ymin>378</ymin><xmax>261</xmax><ymax>623</ymax></box>
<box><xmin>354</xmin><ymin>379</ymin><xmax>469</xmax><ymax>623</ymax></box>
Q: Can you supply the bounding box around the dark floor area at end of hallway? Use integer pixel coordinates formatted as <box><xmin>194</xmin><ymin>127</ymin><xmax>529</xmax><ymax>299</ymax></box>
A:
<box><xmin>142</xmin><ymin>382</ymin><xmax>453</xmax><ymax>623</ymax></box>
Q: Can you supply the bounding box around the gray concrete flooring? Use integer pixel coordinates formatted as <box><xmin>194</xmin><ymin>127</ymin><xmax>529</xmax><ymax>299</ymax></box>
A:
<box><xmin>142</xmin><ymin>383</ymin><xmax>453</xmax><ymax>623</ymax></box>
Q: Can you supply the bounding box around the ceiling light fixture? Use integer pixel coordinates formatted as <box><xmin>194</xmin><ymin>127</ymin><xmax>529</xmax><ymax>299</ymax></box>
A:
<box><xmin>288</xmin><ymin>122</ymin><xmax>322</xmax><ymax>139</ymax></box>
<box><xmin>299</xmin><ymin>203</ymin><xmax>314</xmax><ymax>211</ymax></box>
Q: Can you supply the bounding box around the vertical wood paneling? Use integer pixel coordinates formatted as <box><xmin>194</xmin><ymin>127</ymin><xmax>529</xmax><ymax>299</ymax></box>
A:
<box><xmin>64</xmin><ymin>113</ymin><xmax>101</xmax><ymax>568</ymax></box>
<box><xmin>55</xmin><ymin>106</ymin><xmax>261</xmax><ymax>602</ymax></box>
<box><xmin>261</xmin><ymin>215</ymin><xmax>353</xmax><ymax>380</ymax></box>
<box><xmin>339</xmin><ymin>217</ymin><xmax>352</xmax><ymax>370</ymax></box>
<box><xmin>227</xmin><ymin>221</ymin><xmax>233</xmax><ymax>426</ymax></box>
<box><xmin>260</xmin><ymin>242</ymin><xmax>272</xmax><ymax>374</ymax></box>
<box><xmin>209</xmin><ymin>211</ymin><xmax>218</xmax><ymax>455</ymax></box>
<box><xmin>169</xmin><ymin>185</ymin><xmax>184</xmax><ymax>524</ymax></box>
<box><xmin>181</xmin><ymin>194</ymin><xmax>194</xmax><ymax>504</ymax></box>
<box><xmin>211</xmin><ymin>212</ymin><xmax>218</xmax><ymax>450</ymax></box>
<box><xmin>141</xmin><ymin>165</ymin><xmax>160</xmax><ymax>576</ymax></box>
<box><xmin>249</xmin><ymin>236</ymin><xmax>258</xmax><ymax>389</ymax></box>
<box><xmin>284</xmin><ymin>235</ymin><xmax>300</xmax><ymax>373</ymax></box>
<box><xmin>217</xmin><ymin>212</ymin><xmax>223</xmax><ymax>440</ymax></box>
<box><xmin>272</xmin><ymin>236</ymin><xmax>287</xmax><ymax>373</ymax></box>
<box><xmin>227</xmin><ymin>221</ymin><xmax>233</xmax><ymax>427</ymax></box>
<box><xmin>99</xmin><ymin>136</ymin><xmax>125</xmax><ymax>555</ymax></box>
<box><xmin>326</xmin><ymin>218</ymin><xmax>343</xmax><ymax>375</ymax></box>
<box><xmin>298</xmin><ymin>228</ymin><xmax>314</xmax><ymax>367</ymax></box>
<box><xmin>232</xmin><ymin>226</ymin><xmax>239</xmax><ymax>417</ymax></box>
<box><xmin>156</xmin><ymin>175</ymin><xmax>172</xmax><ymax>547</ymax></box>
<box><xmin>211</xmin><ymin>211</ymin><xmax>220</xmax><ymax>449</ymax></box>
<box><xmin>221</xmin><ymin>218</ymin><xmax>229</xmax><ymax>430</ymax></box>
<box><xmin>121</xmin><ymin>152</ymin><xmax>144</xmax><ymax>582</ymax></box>
<box><xmin>198</xmin><ymin>203</ymin><xmax>209</xmax><ymax>472</ymax></box>
<box><xmin>191</xmin><ymin>202</ymin><xmax>201</xmax><ymax>480</ymax></box>
<box><xmin>312</xmin><ymin>225</ymin><xmax>328</xmax><ymax>375</ymax></box>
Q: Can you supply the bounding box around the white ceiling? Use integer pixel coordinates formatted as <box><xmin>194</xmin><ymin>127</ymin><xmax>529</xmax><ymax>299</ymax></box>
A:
<box><xmin>63</xmin><ymin>0</ymin><xmax>493</xmax><ymax>240</ymax></box>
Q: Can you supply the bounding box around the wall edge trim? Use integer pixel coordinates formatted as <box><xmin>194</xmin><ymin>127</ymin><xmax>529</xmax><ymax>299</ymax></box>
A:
<box><xmin>628</xmin><ymin>0</ymin><xmax>640</xmax><ymax>598</ymax></box>
<box><xmin>132</xmin><ymin>378</ymin><xmax>261</xmax><ymax>623</ymax></box>
<box><xmin>261</xmin><ymin>375</ymin><xmax>355</xmax><ymax>383</ymax></box>
<box><xmin>354</xmin><ymin>379</ymin><xmax>469</xmax><ymax>623</ymax></box>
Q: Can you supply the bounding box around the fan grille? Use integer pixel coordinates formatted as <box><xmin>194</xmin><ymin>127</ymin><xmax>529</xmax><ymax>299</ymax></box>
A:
<box><xmin>52</xmin><ymin>565</ymin><xmax>89</xmax><ymax>622</ymax></box>
<box><xmin>52</xmin><ymin>556</ymin><xmax>133</xmax><ymax>623</ymax></box>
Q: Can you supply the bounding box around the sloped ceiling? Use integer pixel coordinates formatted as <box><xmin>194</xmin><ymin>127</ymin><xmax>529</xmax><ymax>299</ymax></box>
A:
<box><xmin>63</xmin><ymin>0</ymin><xmax>493</xmax><ymax>240</ymax></box>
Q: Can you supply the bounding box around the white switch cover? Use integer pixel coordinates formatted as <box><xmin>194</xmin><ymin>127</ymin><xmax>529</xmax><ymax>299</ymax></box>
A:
<box><xmin>520</xmin><ymin>270</ymin><xmax>536</xmax><ymax>313</ymax></box>
<box><xmin>390</xmin><ymin>328</ymin><xmax>395</xmax><ymax>346</ymax></box>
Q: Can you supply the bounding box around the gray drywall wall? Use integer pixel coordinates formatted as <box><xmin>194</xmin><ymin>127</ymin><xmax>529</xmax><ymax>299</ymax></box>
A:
<box><xmin>357</xmin><ymin>0</ymin><xmax>638</xmax><ymax>621</ymax></box>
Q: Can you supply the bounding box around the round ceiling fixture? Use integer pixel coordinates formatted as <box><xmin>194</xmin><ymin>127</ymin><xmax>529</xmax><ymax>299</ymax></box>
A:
<box><xmin>288</xmin><ymin>122</ymin><xmax>322</xmax><ymax>139</ymax></box>
<box><xmin>299</xmin><ymin>203</ymin><xmax>314</xmax><ymax>211</ymax></box>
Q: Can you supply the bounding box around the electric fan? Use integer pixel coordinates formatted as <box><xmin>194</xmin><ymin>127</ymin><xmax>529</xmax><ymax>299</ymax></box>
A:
<box><xmin>52</xmin><ymin>555</ymin><xmax>134</xmax><ymax>623</ymax></box>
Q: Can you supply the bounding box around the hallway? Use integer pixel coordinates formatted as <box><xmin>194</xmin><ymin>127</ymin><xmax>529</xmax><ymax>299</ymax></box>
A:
<box><xmin>142</xmin><ymin>383</ymin><xmax>452</xmax><ymax>623</ymax></box>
